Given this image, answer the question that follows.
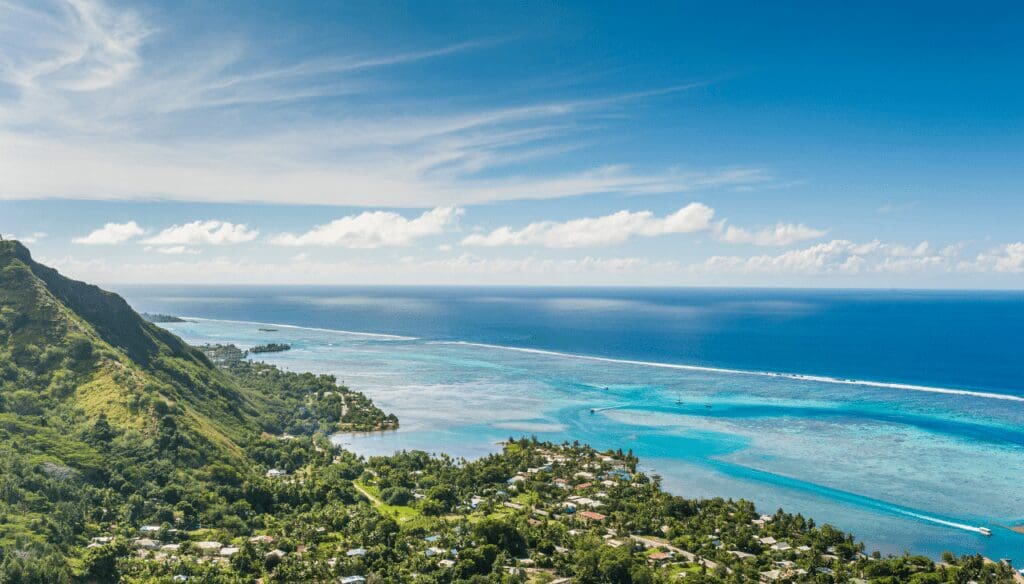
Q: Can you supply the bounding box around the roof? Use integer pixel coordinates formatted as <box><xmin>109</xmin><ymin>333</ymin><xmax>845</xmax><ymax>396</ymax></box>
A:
<box><xmin>580</xmin><ymin>511</ymin><xmax>606</xmax><ymax>521</ymax></box>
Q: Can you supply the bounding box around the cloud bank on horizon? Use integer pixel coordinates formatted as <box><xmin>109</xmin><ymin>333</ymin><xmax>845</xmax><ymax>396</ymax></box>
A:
<box><xmin>1</xmin><ymin>0</ymin><xmax>1021</xmax><ymax>287</ymax></box>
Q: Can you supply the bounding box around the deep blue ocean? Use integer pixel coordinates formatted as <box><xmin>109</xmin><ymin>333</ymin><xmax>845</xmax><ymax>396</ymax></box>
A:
<box><xmin>116</xmin><ymin>285</ymin><xmax>1024</xmax><ymax>563</ymax></box>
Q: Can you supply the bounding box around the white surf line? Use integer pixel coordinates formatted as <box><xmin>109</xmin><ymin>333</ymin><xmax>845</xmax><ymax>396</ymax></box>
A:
<box><xmin>438</xmin><ymin>341</ymin><xmax>1024</xmax><ymax>403</ymax></box>
<box><xmin>176</xmin><ymin>317</ymin><xmax>418</xmax><ymax>341</ymax></box>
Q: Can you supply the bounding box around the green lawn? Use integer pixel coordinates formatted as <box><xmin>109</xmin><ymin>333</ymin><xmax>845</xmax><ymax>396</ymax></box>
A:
<box><xmin>354</xmin><ymin>480</ymin><xmax>422</xmax><ymax>522</ymax></box>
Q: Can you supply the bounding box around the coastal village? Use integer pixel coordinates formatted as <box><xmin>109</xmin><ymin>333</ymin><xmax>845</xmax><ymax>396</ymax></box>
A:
<box><xmin>113</xmin><ymin>437</ymin><xmax>1019</xmax><ymax>583</ymax></box>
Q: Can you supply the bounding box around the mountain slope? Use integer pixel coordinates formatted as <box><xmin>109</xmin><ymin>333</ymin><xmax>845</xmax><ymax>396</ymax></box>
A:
<box><xmin>0</xmin><ymin>241</ymin><xmax>397</xmax><ymax>581</ymax></box>
<box><xmin>0</xmin><ymin>239</ymin><xmax>259</xmax><ymax>455</ymax></box>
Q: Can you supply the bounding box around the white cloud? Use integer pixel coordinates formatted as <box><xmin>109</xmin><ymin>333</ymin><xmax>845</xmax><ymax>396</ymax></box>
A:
<box><xmin>717</xmin><ymin>222</ymin><xmax>826</xmax><ymax>246</ymax></box>
<box><xmin>271</xmin><ymin>207</ymin><xmax>462</xmax><ymax>248</ymax></box>
<box><xmin>72</xmin><ymin>221</ymin><xmax>144</xmax><ymax>244</ymax></box>
<box><xmin>151</xmin><ymin>245</ymin><xmax>200</xmax><ymax>255</ymax></box>
<box><xmin>2</xmin><ymin>231</ymin><xmax>47</xmax><ymax>244</ymax></box>
<box><xmin>964</xmin><ymin>242</ymin><xmax>1024</xmax><ymax>274</ymax></box>
<box><xmin>695</xmin><ymin>239</ymin><xmax>954</xmax><ymax>275</ymax></box>
<box><xmin>462</xmin><ymin>203</ymin><xmax>715</xmax><ymax>248</ymax></box>
<box><xmin>143</xmin><ymin>220</ymin><xmax>258</xmax><ymax>245</ymax></box>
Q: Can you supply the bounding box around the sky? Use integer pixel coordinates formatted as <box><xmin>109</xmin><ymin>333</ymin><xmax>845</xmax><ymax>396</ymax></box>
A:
<box><xmin>0</xmin><ymin>0</ymin><xmax>1022</xmax><ymax>287</ymax></box>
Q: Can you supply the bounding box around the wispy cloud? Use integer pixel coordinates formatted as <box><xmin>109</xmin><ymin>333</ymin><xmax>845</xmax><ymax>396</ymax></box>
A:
<box><xmin>0</xmin><ymin>0</ymin><xmax>771</xmax><ymax>207</ymax></box>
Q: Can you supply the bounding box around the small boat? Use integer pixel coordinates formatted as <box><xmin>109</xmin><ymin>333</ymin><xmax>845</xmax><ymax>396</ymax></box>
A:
<box><xmin>704</xmin><ymin>404</ymin><xmax>713</xmax><ymax>409</ymax></box>
<box><xmin>589</xmin><ymin>408</ymin><xmax>596</xmax><ymax>414</ymax></box>
<box><xmin>978</xmin><ymin>527</ymin><xmax>992</xmax><ymax>537</ymax></box>
<box><xmin>258</xmin><ymin>328</ymin><xmax>279</xmax><ymax>332</ymax></box>
<box><xmin>675</xmin><ymin>392</ymin><xmax>684</xmax><ymax>405</ymax></box>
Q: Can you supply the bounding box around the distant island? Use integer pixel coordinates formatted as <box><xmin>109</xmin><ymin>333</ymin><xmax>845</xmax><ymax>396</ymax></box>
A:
<box><xmin>140</xmin><ymin>312</ymin><xmax>189</xmax><ymax>323</ymax></box>
<box><xmin>249</xmin><ymin>342</ymin><xmax>291</xmax><ymax>354</ymax></box>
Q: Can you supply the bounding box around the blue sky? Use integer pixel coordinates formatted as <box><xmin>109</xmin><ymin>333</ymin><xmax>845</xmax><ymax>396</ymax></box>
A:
<box><xmin>1</xmin><ymin>0</ymin><xmax>1022</xmax><ymax>287</ymax></box>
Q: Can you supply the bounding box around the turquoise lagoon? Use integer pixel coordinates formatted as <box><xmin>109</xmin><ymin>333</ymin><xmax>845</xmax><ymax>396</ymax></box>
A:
<box><xmin>155</xmin><ymin>314</ymin><xmax>1024</xmax><ymax>564</ymax></box>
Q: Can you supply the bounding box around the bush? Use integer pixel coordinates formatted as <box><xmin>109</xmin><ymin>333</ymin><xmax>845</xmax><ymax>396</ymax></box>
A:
<box><xmin>380</xmin><ymin>486</ymin><xmax>414</xmax><ymax>506</ymax></box>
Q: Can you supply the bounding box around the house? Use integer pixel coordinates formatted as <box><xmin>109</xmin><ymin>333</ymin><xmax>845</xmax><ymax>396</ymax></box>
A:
<box><xmin>195</xmin><ymin>541</ymin><xmax>223</xmax><ymax>555</ymax></box>
<box><xmin>340</xmin><ymin>577</ymin><xmax>367</xmax><ymax>584</ymax></box>
<box><xmin>648</xmin><ymin>551</ymin><xmax>672</xmax><ymax>563</ymax></box>
<box><xmin>579</xmin><ymin>511</ymin><xmax>606</xmax><ymax>522</ymax></box>
<box><xmin>249</xmin><ymin>534</ymin><xmax>275</xmax><ymax>545</ymax></box>
<box><xmin>438</xmin><ymin>559</ymin><xmax>455</xmax><ymax>568</ymax></box>
<box><xmin>425</xmin><ymin>546</ymin><xmax>447</xmax><ymax>557</ymax></box>
<box><xmin>139</xmin><ymin>525</ymin><xmax>161</xmax><ymax>533</ymax></box>
<box><xmin>771</xmin><ymin>542</ymin><xmax>792</xmax><ymax>551</ymax></box>
<box><xmin>266</xmin><ymin>549</ymin><xmax>287</xmax><ymax>561</ymax></box>
<box><xmin>346</xmin><ymin>548</ymin><xmax>368</xmax><ymax>557</ymax></box>
<box><xmin>219</xmin><ymin>547</ymin><xmax>240</xmax><ymax>557</ymax></box>
<box><xmin>266</xmin><ymin>468</ymin><xmax>287</xmax><ymax>478</ymax></box>
<box><xmin>133</xmin><ymin>538</ymin><xmax>160</xmax><ymax>550</ymax></box>
<box><xmin>729</xmin><ymin>550</ymin><xmax>756</xmax><ymax>560</ymax></box>
<box><xmin>759</xmin><ymin>536</ymin><xmax>777</xmax><ymax>546</ymax></box>
<box><xmin>160</xmin><ymin>544</ymin><xmax>181</xmax><ymax>553</ymax></box>
<box><xmin>575</xmin><ymin>482</ymin><xmax>592</xmax><ymax>491</ymax></box>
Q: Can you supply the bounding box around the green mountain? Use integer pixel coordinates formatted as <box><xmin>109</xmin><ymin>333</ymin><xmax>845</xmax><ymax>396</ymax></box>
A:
<box><xmin>0</xmin><ymin>239</ymin><xmax>260</xmax><ymax>459</ymax></box>
<box><xmin>0</xmin><ymin>241</ymin><xmax>391</xmax><ymax>581</ymax></box>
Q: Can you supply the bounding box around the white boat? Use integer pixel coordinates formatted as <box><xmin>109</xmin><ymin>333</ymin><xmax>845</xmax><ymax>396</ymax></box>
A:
<box><xmin>978</xmin><ymin>527</ymin><xmax>992</xmax><ymax>537</ymax></box>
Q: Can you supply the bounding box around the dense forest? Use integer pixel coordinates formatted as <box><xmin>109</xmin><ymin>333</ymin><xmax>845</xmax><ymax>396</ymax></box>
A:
<box><xmin>0</xmin><ymin>241</ymin><xmax>1017</xmax><ymax>583</ymax></box>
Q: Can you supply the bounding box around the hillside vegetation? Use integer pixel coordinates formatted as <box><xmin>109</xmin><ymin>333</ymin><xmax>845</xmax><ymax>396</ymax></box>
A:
<box><xmin>0</xmin><ymin>241</ymin><xmax>394</xmax><ymax>581</ymax></box>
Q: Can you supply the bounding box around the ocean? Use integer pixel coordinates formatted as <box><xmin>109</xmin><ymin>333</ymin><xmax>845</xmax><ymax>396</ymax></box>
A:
<box><xmin>116</xmin><ymin>285</ymin><xmax>1024</xmax><ymax>563</ymax></box>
